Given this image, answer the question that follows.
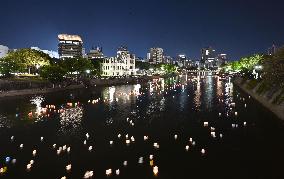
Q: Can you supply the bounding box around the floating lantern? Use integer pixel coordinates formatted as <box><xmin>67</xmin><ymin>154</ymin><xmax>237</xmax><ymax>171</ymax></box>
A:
<box><xmin>244</xmin><ymin>104</ymin><xmax>247</xmax><ymax>108</ymax></box>
<box><xmin>61</xmin><ymin>176</ymin><xmax>67</xmax><ymax>179</ymax></box>
<box><xmin>144</xmin><ymin>136</ymin><xmax>149</xmax><ymax>141</ymax></box>
<box><xmin>189</xmin><ymin>138</ymin><xmax>193</xmax><ymax>142</ymax></box>
<box><xmin>185</xmin><ymin>145</ymin><xmax>190</xmax><ymax>151</ymax></box>
<box><xmin>203</xmin><ymin>122</ymin><xmax>209</xmax><ymax>127</ymax></box>
<box><xmin>235</xmin><ymin>112</ymin><xmax>238</xmax><ymax>116</ymax></box>
<box><xmin>125</xmin><ymin>134</ymin><xmax>129</xmax><ymax>139</ymax></box>
<box><xmin>153</xmin><ymin>143</ymin><xmax>159</xmax><ymax>149</ymax></box>
<box><xmin>174</xmin><ymin>134</ymin><xmax>178</xmax><ymax>140</ymax></box>
<box><xmin>26</xmin><ymin>164</ymin><xmax>32</xmax><ymax>170</ymax></box>
<box><xmin>67</xmin><ymin>147</ymin><xmax>71</xmax><ymax>153</ymax></box>
<box><xmin>150</xmin><ymin>160</ymin><xmax>154</xmax><ymax>166</ymax></box>
<box><xmin>153</xmin><ymin>166</ymin><xmax>159</xmax><ymax>175</ymax></box>
<box><xmin>219</xmin><ymin>113</ymin><xmax>222</xmax><ymax>117</ymax></box>
<box><xmin>86</xmin><ymin>133</ymin><xmax>90</xmax><ymax>139</ymax></box>
<box><xmin>63</xmin><ymin>145</ymin><xmax>67</xmax><ymax>151</ymax></box>
<box><xmin>110</xmin><ymin>141</ymin><xmax>114</xmax><ymax>145</ymax></box>
<box><xmin>88</xmin><ymin>146</ymin><xmax>93</xmax><ymax>151</ymax></box>
<box><xmin>10</xmin><ymin>136</ymin><xmax>15</xmax><ymax>141</ymax></box>
<box><xmin>232</xmin><ymin>124</ymin><xmax>236</xmax><ymax>128</ymax></box>
<box><xmin>30</xmin><ymin>160</ymin><xmax>34</xmax><ymax>165</ymax></box>
<box><xmin>211</xmin><ymin>132</ymin><xmax>216</xmax><ymax>138</ymax></box>
<box><xmin>32</xmin><ymin>150</ymin><xmax>37</xmax><ymax>156</ymax></box>
<box><xmin>66</xmin><ymin>164</ymin><xmax>71</xmax><ymax>171</ymax></box>
<box><xmin>115</xmin><ymin>169</ymin><xmax>120</xmax><ymax>175</ymax></box>
<box><xmin>244</xmin><ymin>122</ymin><xmax>247</xmax><ymax>126</ymax></box>
<box><xmin>123</xmin><ymin>161</ymin><xmax>128</xmax><ymax>166</ymax></box>
<box><xmin>106</xmin><ymin>169</ymin><xmax>112</xmax><ymax>176</ymax></box>
<box><xmin>53</xmin><ymin>144</ymin><xmax>56</xmax><ymax>149</ymax></box>
<box><xmin>84</xmin><ymin>140</ymin><xmax>87</xmax><ymax>145</ymax></box>
<box><xmin>126</xmin><ymin>139</ymin><xmax>130</xmax><ymax>145</ymax></box>
<box><xmin>20</xmin><ymin>144</ymin><xmax>24</xmax><ymax>149</ymax></box>
<box><xmin>149</xmin><ymin>155</ymin><xmax>154</xmax><ymax>160</ymax></box>
<box><xmin>12</xmin><ymin>159</ymin><xmax>16</xmax><ymax>164</ymax></box>
<box><xmin>40</xmin><ymin>137</ymin><xmax>44</xmax><ymax>142</ymax></box>
<box><xmin>84</xmin><ymin>171</ymin><xmax>93</xmax><ymax>178</ymax></box>
<box><xmin>220</xmin><ymin>134</ymin><xmax>223</xmax><ymax>138</ymax></box>
<box><xmin>201</xmin><ymin>149</ymin><xmax>206</xmax><ymax>155</ymax></box>
<box><xmin>138</xmin><ymin>157</ymin><xmax>143</xmax><ymax>164</ymax></box>
<box><xmin>5</xmin><ymin>157</ymin><xmax>11</xmax><ymax>163</ymax></box>
<box><xmin>118</xmin><ymin>134</ymin><xmax>121</xmax><ymax>138</ymax></box>
<box><xmin>131</xmin><ymin>136</ymin><xmax>135</xmax><ymax>142</ymax></box>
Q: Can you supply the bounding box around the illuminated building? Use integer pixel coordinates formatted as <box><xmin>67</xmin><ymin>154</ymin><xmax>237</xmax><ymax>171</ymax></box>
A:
<box><xmin>148</xmin><ymin>47</ymin><xmax>163</xmax><ymax>64</ymax></box>
<box><xmin>215</xmin><ymin>54</ymin><xmax>227</xmax><ymax>67</ymax></box>
<box><xmin>0</xmin><ymin>45</ymin><xmax>9</xmax><ymax>58</ymax></box>
<box><xmin>88</xmin><ymin>46</ymin><xmax>104</xmax><ymax>60</ymax></box>
<box><xmin>101</xmin><ymin>46</ymin><xmax>136</xmax><ymax>76</ymax></box>
<box><xmin>58</xmin><ymin>34</ymin><xmax>83</xmax><ymax>59</ymax></box>
<box><xmin>200</xmin><ymin>47</ymin><xmax>216</xmax><ymax>68</ymax></box>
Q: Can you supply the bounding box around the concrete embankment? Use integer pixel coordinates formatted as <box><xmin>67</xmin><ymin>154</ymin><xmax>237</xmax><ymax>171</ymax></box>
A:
<box><xmin>234</xmin><ymin>77</ymin><xmax>284</xmax><ymax>120</ymax></box>
<box><xmin>0</xmin><ymin>84</ymin><xmax>85</xmax><ymax>99</ymax></box>
<box><xmin>0</xmin><ymin>75</ymin><xmax>163</xmax><ymax>99</ymax></box>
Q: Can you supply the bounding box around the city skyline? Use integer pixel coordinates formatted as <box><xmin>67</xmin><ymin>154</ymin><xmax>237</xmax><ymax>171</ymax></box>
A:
<box><xmin>1</xmin><ymin>0</ymin><xmax>284</xmax><ymax>60</ymax></box>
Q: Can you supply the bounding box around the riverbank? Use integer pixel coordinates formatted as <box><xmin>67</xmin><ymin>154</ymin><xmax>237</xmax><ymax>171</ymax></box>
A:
<box><xmin>0</xmin><ymin>75</ymin><xmax>168</xmax><ymax>99</ymax></box>
<box><xmin>233</xmin><ymin>77</ymin><xmax>284</xmax><ymax>120</ymax></box>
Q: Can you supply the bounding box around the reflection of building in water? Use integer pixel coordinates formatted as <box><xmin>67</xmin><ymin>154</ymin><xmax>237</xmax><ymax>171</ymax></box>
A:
<box><xmin>109</xmin><ymin>87</ymin><xmax>116</xmax><ymax>102</ymax></box>
<box><xmin>30</xmin><ymin>96</ymin><xmax>45</xmax><ymax>118</ymax></box>
<box><xmin>204</xmin><ymin>77</ymin><xmax>213</xmax><ymax>110</ymax></box>
<box><xmin>194</xmin><ymin>75</ymin><xmax>201</xmax><ymax>111</ymax></box>
<box><xmin>59</xmin><ymin>106</ymin><xmax>83</xmax><ymax>134</ymax></box>
<box><xmin>224</xmin><ymin>77</ymin><xmax>234</xmax><ymax>115</ymax></box>
<box><xmin>216</xmin><ymin>76</ymin><xmax>222</xmax><ymax>98</ymax></box>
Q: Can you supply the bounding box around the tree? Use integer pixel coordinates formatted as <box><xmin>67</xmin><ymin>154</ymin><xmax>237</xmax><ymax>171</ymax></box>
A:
<box><xmin>263</xmin><ymin>47</ymin><xmax>284</xmax><ymax>87</ymax></box>
<box><xmin>4</xmin><ymin>49</ymin><xmax>50</xmax><ymax>74</ymax></box>
<box><xmin>59</xmin><ymin>58</ymin><xmax>94</xmax><ymax>76</ymax></box>
<box><xmin>40</xmin><ymin>65</ymin><xmax>67</xmax><ymax>84</ymax></box>
<box><xmin>0</xmin><ymin>56</ymin><xmax>25</xmax><ymax>77</ymax></box>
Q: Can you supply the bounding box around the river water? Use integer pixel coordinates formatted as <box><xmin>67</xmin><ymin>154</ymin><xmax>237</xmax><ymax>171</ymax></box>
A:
<box><xmin>0</xmin><ymin>75</ymin><xmax>283</xmax><ymax>179</ymax></box>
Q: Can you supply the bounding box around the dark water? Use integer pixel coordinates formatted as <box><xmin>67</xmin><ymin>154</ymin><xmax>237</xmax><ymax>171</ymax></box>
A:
<box><xmin>0</xmin><ymin>75</ymin><xmax>284</xmax><ymax>179</ymax></box>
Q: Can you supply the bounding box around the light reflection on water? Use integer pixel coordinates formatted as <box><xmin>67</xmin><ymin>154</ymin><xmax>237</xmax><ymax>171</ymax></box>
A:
<box><xmin>0</xmin><ymin>74</ymin><xmax>283</xmax><ymax>178</ymax></box>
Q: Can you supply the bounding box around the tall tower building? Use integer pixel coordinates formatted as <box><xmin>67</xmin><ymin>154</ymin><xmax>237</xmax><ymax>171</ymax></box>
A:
<box><xmin>200</xmin><ymin>47</ymin><xmax>216</xmax><ymax>67</ymax></box>
<box><xmin>148</xmin><ymin>48</ymin><xmax>164</xmax><ymax>64</ymax></box>
<box><xmin>58</xmin><ymin>34</ymin><xmax>83</xmax><ymax>59</ymax></box>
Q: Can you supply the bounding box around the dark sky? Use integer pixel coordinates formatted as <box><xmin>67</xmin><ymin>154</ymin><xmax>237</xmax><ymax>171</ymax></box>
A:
<box><xmin>0</xmin><ymin>0</ymin><xmax>284</xmax><ymax>60</ymax></box>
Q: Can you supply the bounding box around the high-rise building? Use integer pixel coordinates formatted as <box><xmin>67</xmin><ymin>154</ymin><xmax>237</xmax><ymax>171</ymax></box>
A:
<box><xmin>58</xmin><ymin>34</ymin><xmax>83</xmax><ymax>59</ymax></box>
<box><xmin>148</xmin><ymin>48</ymin><xmax>163</xmax><ymax>64</ymax></box>
<box><xmin>201</xmin><ymin>47</ymin><xmax>216</xmax><ymax>68</ymax></box>
<box><xmin>88</xmin><ymin>46</ymin><xmax>104</xmax><ymax>60</ymax></box>
<box><xmin>101</xmin><ymin>46</ymin><xmax>136</xmax><ymax>76</ymax></box>
<box><xmin>0</xmin><ymin>45</ymin><xmax>9</xmax><ymax>58</ymax></box>
<box><xmin>215</xmin><ymin>54</ymin><xmax>227</xmax><ymax>67</ymax></box>
<box><xmin>163</xmin><ymin>56</ymin><xmax>173</xmax><ymax>64</ymax></box>
<box><xmin>177</xmin><ymin>54</ymin><xmax>193</xmax><ymax>68</ymax></box>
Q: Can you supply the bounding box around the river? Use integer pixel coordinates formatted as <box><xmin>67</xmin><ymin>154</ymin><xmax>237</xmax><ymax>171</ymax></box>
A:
<box><xmin>0</xmin><ymin>75</ymin><xmax>283</xmax><ymax>179</ymax></box>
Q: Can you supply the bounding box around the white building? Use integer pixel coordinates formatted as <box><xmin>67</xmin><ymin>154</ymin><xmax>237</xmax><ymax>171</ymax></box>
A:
<box><xmin>148</xmin><ymin>47</ymin><xmax>163</xmax><ymax>64</ymax></box>
<box><xmin>0</xmin><ymin>45</ymin><xmax>9</xmax><ymax>58</ymax></box>
<box><xmin>31</xmin><ymin>47</ymin><xmax>59</xmax><ymax>59</ymax></box>
<box><xmin>101</xmin><ymin>46</ymin><xmax>136</xmax><ymax>76</ymax></box>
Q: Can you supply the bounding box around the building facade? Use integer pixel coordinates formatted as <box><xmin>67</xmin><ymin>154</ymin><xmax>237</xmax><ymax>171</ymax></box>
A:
<box><xmin>0</xmin><ymin>45</ymin><xmax>9</xmax><ymax>59</ymax></box>
<box><xmin>101</xmin><ymin>46</ymin><xmax>135</xmax><ymax>76</ymax></box>
<box><xmin>148</xmin><ymin>47</ymin><xmax>163</xmax><ymax>64</ymax></box>
<box><xmin>200</xmin><ymin>47</ymin><xmax>216</xmax><ymax>68</ymax></box>
<box><xmin>88</xmin><ymin>46</ymin><xmax>104</xmax><ymax>60</ymax></box>
<box><xmin>215</xmin><ymin>54</ymin><xmax>227</xmax><ymax>67</ymax></box>
<box><xmin>58</xmin><ymin>34</ymin><xmax>83</xmax><ymax>59</ymax></box>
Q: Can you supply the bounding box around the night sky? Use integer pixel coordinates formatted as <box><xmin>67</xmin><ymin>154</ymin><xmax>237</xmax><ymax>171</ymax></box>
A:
<box><xmin>0</xmin><ymin>0</ymin><xmax>284</xmax><ymax>60</ymax></box>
